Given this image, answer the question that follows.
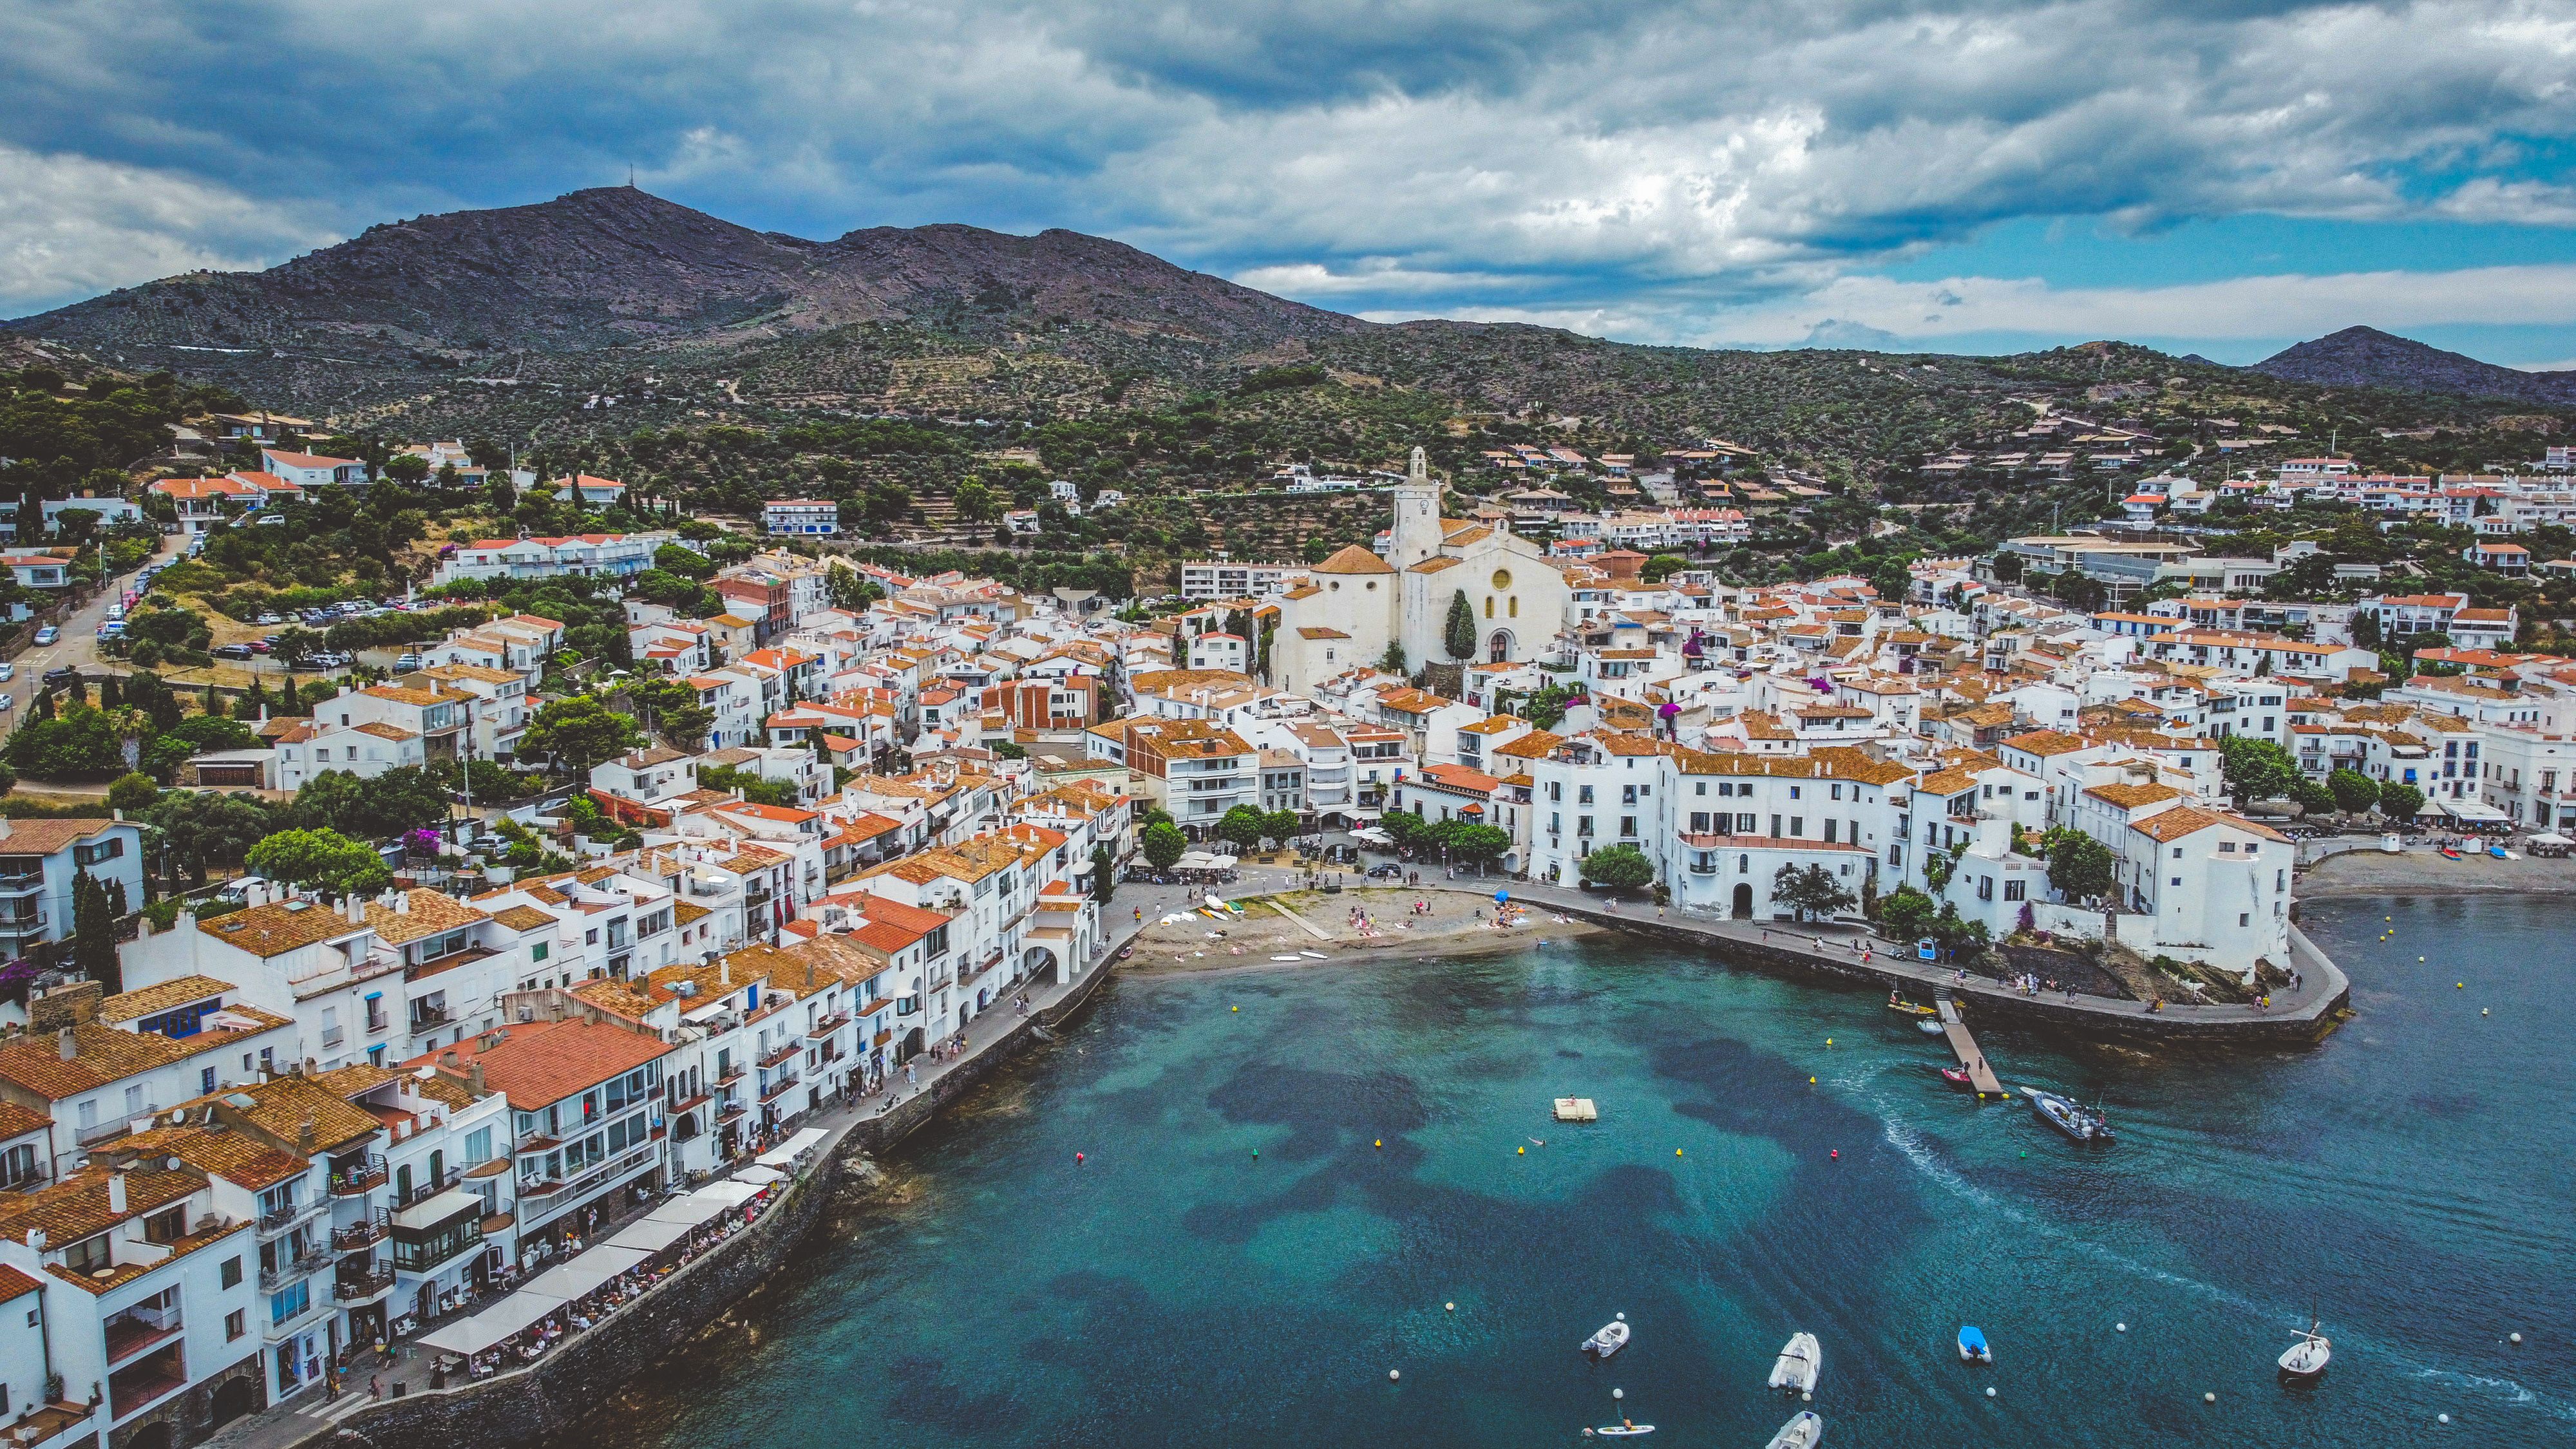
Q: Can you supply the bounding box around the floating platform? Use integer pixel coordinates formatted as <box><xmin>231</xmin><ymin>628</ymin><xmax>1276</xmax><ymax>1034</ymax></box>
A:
<box><xmin>1553</xmin><ymin>1097</ymin><xmax>1600</xmax><ymax>1122</ymax></box>
<box><xmin>1937</xmin><ymin>998</ymin><xmax>2006</xmax><ymax>1097</ymax></box>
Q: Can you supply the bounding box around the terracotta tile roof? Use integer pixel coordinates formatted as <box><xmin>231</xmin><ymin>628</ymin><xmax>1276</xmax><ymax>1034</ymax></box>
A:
<box><xmin>196</xmin><ymin>898</ymin><xmax>368</xmax><ymax>958</ymax></box>
<box><xmin>96</xmin><ymin>976</ymin><xmax>234</xmax><ymax>1025</ymax></box>
<box><xmin>2084</xmin><ymin>782</ymin><xmax>2183</xmax><ymax>810</ymax></box>
<box><xmin>108</xmin><ymin>1122</ymin><xmax>306</xmax><ymax>1190</ymax></box>
<box><xmin>1309</xmin><ymin>544</ymin><xmax>1396</xmax><ymax>575</ymax></box>
<box><xmin>0</xmin><ymin>1264</ymin><xmax>40</xmax><ymax>1302</ymax></box>
<box><xmin>364</xmin><ymin>889</ymin><xmax>491</xmax><ymax>947</ymax></box>
<box><xmin>489</xmin><ymin>904</ymin><xmax>558</xmax><ymax>932</ymax></box>
<box><xmin>413</xmin><ymin>1018</ymin><xmax>668</xmax><ymax>1110</ymax></box>
<box><xmin>0</xmin><ymin>818</ymin><xmax>118</xmax><ymax>855</ymax></box>
<box><xmin>0</xmin><ymin>1014</ymin><xmax>290</xmax><ymax>1101</ymax></box>
<box><xmin>207</xmin><ymin>1074</ymin><xmax>386</xmax><ymax>1154</ymax></box>
<box><xmin>2002</xmin><ymin>729</ymin><xmax>2090</xmax><ymax>757</ymax></box>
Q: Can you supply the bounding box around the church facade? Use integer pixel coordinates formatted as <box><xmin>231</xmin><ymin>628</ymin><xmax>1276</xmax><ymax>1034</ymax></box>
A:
<box><xmin>1271</xmin><ymin>448</ymin><xmax>1569</xmax><ymax>697</ymax></box>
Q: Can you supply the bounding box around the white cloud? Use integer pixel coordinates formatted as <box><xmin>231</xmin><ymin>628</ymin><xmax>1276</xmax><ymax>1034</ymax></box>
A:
<box><xmin>0</xmin><ymin>143</ymin><xmax>336</xmax><ymax>312</ymax></box>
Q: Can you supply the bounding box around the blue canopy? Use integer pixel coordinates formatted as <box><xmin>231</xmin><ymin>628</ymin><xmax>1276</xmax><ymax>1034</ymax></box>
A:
<box><xmin>1494</xmin><ymin>889</ymin><xmax>1510</xmax><ymax>903</ymax></box>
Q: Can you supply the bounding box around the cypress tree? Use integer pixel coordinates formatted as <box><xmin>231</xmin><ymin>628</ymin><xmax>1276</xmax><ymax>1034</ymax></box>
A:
<box><xmin>72</xmin><ymin>871</ymin><xmax>120</xmax><ymax>994</ymax></box>
<box><xmin>1443</xmin><ymin>589</ymin><xmax>1477</xmax><ymax>661</ymax></box>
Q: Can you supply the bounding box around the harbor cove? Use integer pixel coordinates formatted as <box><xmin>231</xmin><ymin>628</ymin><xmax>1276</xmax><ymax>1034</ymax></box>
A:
<box><xmin>541</xmin><ymin>894</ymin><xmax>2568</xmax><ymax>1449</ymax></box>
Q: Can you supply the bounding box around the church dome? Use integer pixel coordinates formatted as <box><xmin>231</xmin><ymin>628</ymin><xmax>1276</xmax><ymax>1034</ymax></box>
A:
<box><xmin>1309</xmin><ymin>544</ymin><xmax>1396</xmax><ymax>575</ymax></box>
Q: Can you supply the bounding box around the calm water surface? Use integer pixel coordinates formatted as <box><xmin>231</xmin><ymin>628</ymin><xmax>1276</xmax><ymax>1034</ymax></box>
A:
<box><xmin>562</xmin><ymin>896</ymin><xmax>2571</xmax><ymax>1448</ymax></box>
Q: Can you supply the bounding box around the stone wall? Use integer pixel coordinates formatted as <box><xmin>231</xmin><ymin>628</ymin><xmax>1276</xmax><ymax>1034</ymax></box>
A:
<box><xmin>321</xmin><ymin>956</ymin><xmax>1117</xmax><ymax>1449</ymax></box>
<box><xmin>1533</xmin><ymin>900</ymin><xmax>2349</xmax><ymax>1046</ymax></box>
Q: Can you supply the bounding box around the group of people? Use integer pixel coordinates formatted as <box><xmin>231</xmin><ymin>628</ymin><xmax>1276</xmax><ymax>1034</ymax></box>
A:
<box><xmin>435</xmin><ymin>1162</ymin><xmax>806</xmax><ymax>1386</ymax></box>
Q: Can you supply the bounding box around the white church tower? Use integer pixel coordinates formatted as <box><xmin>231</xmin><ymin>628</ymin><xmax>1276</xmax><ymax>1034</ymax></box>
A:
<box><xmin>1387</xmin><ymin>446</ymin><xmax>1443</xmax><ymax>568</ymax></box>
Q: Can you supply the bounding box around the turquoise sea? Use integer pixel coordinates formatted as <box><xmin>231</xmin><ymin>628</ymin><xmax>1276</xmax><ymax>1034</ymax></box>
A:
<box><xmin>562</xmin><ymin>895</ymin><xmax>2572</xmax><ymax>1448</ymax></box>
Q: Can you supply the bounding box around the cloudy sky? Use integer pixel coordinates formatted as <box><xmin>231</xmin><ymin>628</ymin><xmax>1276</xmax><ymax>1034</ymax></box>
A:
<box><xmin>11</xmin><ymin>0</ymin><xmax>2576</xmax><ymax>363</ymax></box>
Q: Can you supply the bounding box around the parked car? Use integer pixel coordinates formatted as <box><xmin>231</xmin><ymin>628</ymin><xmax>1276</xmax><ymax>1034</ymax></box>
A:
<box><xmin>396</xmin><ymin>652</ymin><xmax>421</xmax><ymax>670</ymax></box>
<box><xmin>211</xmin><ymin>643</ymin><xmax>256</xmax><ymax>661</ymax></box>
<box><xmin>256</xmin><ymin>612</ymin><xmax>284</xmax><ymax>625</ymax></box>
<box><xmin>32</xmin><ymin>626</ymin><xmax>57</xmax><ymax>645</ymax></box>
<box><xmin>1365</xmin><ymin>862</ymin><xmax>1406</xmax><ymax>880</ymax></box>
<box><xmin>42</xmin><ymin>667</ymin><xmax>77</xmax><ymax>688</ymax></box>
<box><xmin>0</xmin><ymin>662</ymin><xmax>14</xmax><ymax>682</ymax></box>
<box><xmin>0</xmin><ymin>694</ymin><xmax>14</xmax><ymax>712</ymax></box>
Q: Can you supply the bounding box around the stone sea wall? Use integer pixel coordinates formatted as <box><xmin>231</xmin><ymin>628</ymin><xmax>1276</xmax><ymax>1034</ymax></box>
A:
<box><xmin>325</xmin><ymin>959</ymin><xmax>1116</xmax><ymax>1449</ymax></box>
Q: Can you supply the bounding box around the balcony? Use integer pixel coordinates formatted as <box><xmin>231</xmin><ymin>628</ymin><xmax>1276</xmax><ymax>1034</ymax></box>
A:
<box><xmin>0</xmin><ymin>871</ymin><xmax>44</xmax><ymax>894</ymax></box>
<box><xmin>512</xmin><ymin>1144</ymin><xmax>658</xmax><ymax>1223</ymax></box>
<box><xmin>407</xmin><ymin>1005</ymin><xmax>455</xmax><ymax>1034</ymax></box>
<box><xmin>258</xmin><ymin>1244</ymin><xmax>328</xmax><ymax>1291</ymax></box>
<box><xmin>757</xmin><ymin>1044</ymin><xmax>800</xmax><ymax>1070</ymax></box>
<box><xmin>257</xmin><ymin>1197</ymin><xmax>325</xmax><ymax>1236</ymax></box>
<box><xmin>806</xmin><ymin>1012</ymin><xmax>851</xmax><ymax>1041</ymax></box>
<box><xmin>390</xmin><ymin>1166</ymin><xmax>463</xmax><ymax>1212</ymax></box>
<box><xmin>333</xmin><ymin>1268</ymin><xmax>397</xmax><ymax>1303</ymax></box>
<box><xmin>759</xmin><ymin>1074</ymin><xmax>802</xmax><ymax>1104</ymax></box>
<box><xmin>262</xmin><ymin>1292</ymin><xmax>330</xmax><ymax>1343</ymax></box>
<box><xmin>331</xmin><ymin>1214</ymin><xmax>389</xmax><ymax>1252</ymax></box>
<box><xmin>328</xmin><ymin>1155</ymin><xmax>388</xmax><ymax>1197</ymax></box>
<box><xmin>102</xmin><ymin>1303</ymin><xmax>182</xmax><ymax>1366</ymax></box>
<box><xmin>108</xmin><ymin>1345</ymin><xmax>187</xmax><ymax>1423</ymax></box>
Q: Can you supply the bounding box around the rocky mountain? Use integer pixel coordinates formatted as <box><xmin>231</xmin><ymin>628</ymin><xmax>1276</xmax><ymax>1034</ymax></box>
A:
<box><xmin>2250</xmin><ymin>325</ymin><xmax>2576</xmax><ymax>405</ymax></box>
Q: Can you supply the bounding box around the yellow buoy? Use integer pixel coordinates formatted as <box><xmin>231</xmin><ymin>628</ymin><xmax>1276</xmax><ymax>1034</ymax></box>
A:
<box><xmin>1826</xmin><ymin>1038</ymin><xmax>1833</xmax><ymax>1046</ymax></box>
<box><xmin>1676</xmin><ymin>1148</ymin><xmax>1684</xmax><ymax>1157</ymax></box>
<box><xmin>1375</xmin><ymin>1139</ymin><xmax>1383</xmax><ymax>1148</ymax></box>
<box><xmin>1809</xmin><ymin>1076</ymin><xmax>1817</xmax><ymax>1084</ymax></box>
<box><xmin>1518</xmin><ymin>1146</ymin><xmax>1525</xmax><ymax>1155</ymax></box>
<box><xmin>1232</xmin><ymin>1005</ymin><xmax>1239</xmax><ymax>1012</ymax></box>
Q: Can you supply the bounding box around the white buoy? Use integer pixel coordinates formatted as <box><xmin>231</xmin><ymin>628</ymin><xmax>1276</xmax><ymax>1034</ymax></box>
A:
<box><xmin>1801</xmin><ymin>1391</ymin><xmax>1812</xmax><ymax>1403</ymax></box>
<box><xmin>1985</xmin><ymin>1387</ymin><xmax>1997</xmax><ymax>1399</ymax></box>
<box><xmin>1389</xmin><ymin>1370</ymin><xmax>1401</xmax><ymax>1381</ymax></box>
<box><xmin>2438</xmin><ymin>1413</ymin><xmax>2450</xmax><ymax>1425</ymax></box>
<box><xmin>2204</xmin><ymin>1393</ymin><xmax>2216</xmax><ymax>1404</ymax></box>
<box><xmin>1445</xmin><ymin>1302</ymin><xmax>1455</xmax><ymax>1312</ymax></box>
<box><xmin>2116</xmin><ymin>1322</ymin><xmax>2127</xmax><ymax>1332</ymax></box>
<box><xmin>1615</xmin><ymin>1312</ymin><xmax>1626</xmax><ymax>1321</ymax></box>
<box><xmin>2510</xmin><ymin>1332</ymin><xmax>2523</xmax><ymax>1344</ymax></box>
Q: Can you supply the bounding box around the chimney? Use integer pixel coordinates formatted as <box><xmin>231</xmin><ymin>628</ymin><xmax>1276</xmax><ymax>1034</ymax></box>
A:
<box><xmin>106</xmin><ymin>1170</ymin><xmax>127</xmax><ymax>1215</ymax></box>
<box><xmin>298</xmin><ymin>1120</ymin><xmax>315</xmax><ymax>1155</ymax></box>
<box><xmin>395</xmin><ymin>893</ymin><xmax>411</xmax><ymax>916</ymax></box>
<box><xmin>469</xmin><ymin>1062</ymin><xmax>486</xmax><ymax>1095</ymax></box>
<box><xmin>58</xmin><ymin>1026</ymin><xmax>76</xmax><ymax>1061</ymax></box>
<box><xmin>719</xmin><ymin>958</ymin><xmax>731</xmax><ymax>987</ymax></box>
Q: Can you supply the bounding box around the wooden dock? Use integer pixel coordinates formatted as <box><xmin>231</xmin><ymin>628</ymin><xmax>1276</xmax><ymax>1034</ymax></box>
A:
<box><xmin>1938</xmin><ymin>998</ymin><xmax>2007</xmax><ymax>1097</ymax></box>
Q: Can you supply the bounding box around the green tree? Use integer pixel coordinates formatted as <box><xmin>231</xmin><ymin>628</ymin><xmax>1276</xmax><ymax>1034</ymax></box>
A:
<box><xmin>1379</xmin><ymin>641</ymin><xmax>1407</xmax><ymax>674</ymax></box>
<box><xmin>952</xmin><ymin>478</ymin><xmax>1003</xmax><ymax>524</ymax></box>
<box><xmin>104</xmin><ymin>772</ymin><xmax>160</xmax><ymax>814</ymax></box>
<box><xmin>290</xmin><ymin>766</ymin><xmax>451</xmax><ymax>838</ymax></box>
<box><xmin>652</xmin><ymin>542</ymin><xmax>716</xmax><ymax>580</ymax></box>
<box><xmin>2043</xmin><ymin>828</ymin><xmax>2116</xmax><ymax>902</ymax></box>
<box><xmin>72</xmin><ymin>871</ymin><xmax>122</xmax><ymax>992</ymax></box>
<box><xmin>1878</xmin><ymin>884</ymin><xmax>1938</xmax><ymax>942</ymax></box>
<box><xmin>2291</xmin><ymin>777</ymin><xmax>2336</xmax><ymax>816</ymax></box>
<box><xmin>2378</xmin><ymin>781</ymin><xmax>2426</xmax><ymax>820</ymax></box>
<box><xmin>246</xmin><ymin>827</ymin><xmax>390</xmax><ymax>898</ymax></box>
<box><xmin>1262</xmin><ymin>808</ymin><xmax>1303</xmax><ymax>849</ymax></box>
<box><xmin>1090</xmin><ymin>844</ymin><xmax>1116</xmax><ymax>905</ymax></box>
<box><xmin>523</xmin><ymin>694</ymin><xmax>644</xmax><ymax>775</ymax></box>
<box><xmin>3</xmin><ymin>706</ymin><xmax>125</xmax><ymax>781</ymax></box>
<box><xmin>634</xmin><ymin>677</ymin><xmax>715</xmax><ymax>750</ymax></box>
<box><xmin>1142</xmin><ymin>819</ymin><xmax>1188</xmax><ymax>871</ymax></box>
<box><xmin>1771</xmin><ymin>862</ymin><xmax>1857</xmax><ymax>921</ymax></box>
<box><xmin>1640</xmin><ymin>553</ymin><xmax>1691</xmax><ymax>584</ymax></box>
<box><xmin>2219</xmin><ymin>736</ymin><xmax>2306</xmax><ymax>804</ymax></box>
<box><xmin>1215</xmin><ymin>804</ymin><xmax>1269</xmax><ymax>853</ymax></box>
<box><xmin>1429</xmin><ymin>819</ymin><xmax>1511</xmax><ymax>869</ymax></box>
<box><xmin>1443</xmin><ymin>589</ymin><xmax>1476</xmax><ymax>661</ymax></box>
<box><xmin>1578</xmin><ymin>843</ymin><xmax>1656</xmax><ymax>891</ymax></box>
<box><xmin>2326</xmin><ymin>767</ymin><xmax>2381</xmax><ymax>815</ymax></box>
<box><xmin>2349</xmin><ymin>610</ymin><xmax>2382</xmax><ymax>649</ymax></box>
<box><xmin>148</xmin><ymin>791</ymin><xmax>277</xmax><ymax>886</ymax></box>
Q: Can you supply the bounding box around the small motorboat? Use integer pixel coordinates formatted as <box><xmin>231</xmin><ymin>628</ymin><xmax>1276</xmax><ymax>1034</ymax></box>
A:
<box><xmin>1917</xmin><ymin>1018</ymin><xmax>1946</xmax><ymax>1035</ymax></box>
<box><xmin>1767</xmin><ymin>1332</ymin><xmax>1821</xmax><ymax>1394</ymax></box>
<box><xmin>2487</xmin><ymin>844</ymin><xmax>2511</xmax><ymax>860</ymax></box>
<box><xmin>1116</xmin><ymin>945</ymin><xmax>1135</xmax><ymax>960</ymax></box>
<box><xmin>2025</xmin><ymin>1088</ymin><xmax>2114</xmax><ymax>1142</ymax></box>
<box><xmin>1957</xmin><ymin>1325</ymin><xmax>1993</xmax><ymax>1363</ymax></box>
<box><xmin>1938</xmin><ymin>1066</ymin><xmax>1975</xmax><ymax>1090</ymax></box>
<box><xmin>1886</xmin><ymin>996</ymin><xmax>1937</xmax><ymax>1016</ymax></box>
<box><xmin>2278</xmin><ymin>1318</ymin><xmax>2332</xmax><ymax>1381</ymax></box>
<box><xmin>1588</xmin><ymin>1425</ymin><xmax>1654</xmax><ymax>1437</ymax></box>
<box><xmin>2440</xmin><ymin>846</ymin><xmax>2464</xmax><ymax>860</ymax></box>
<box><xmin>1764</xmin><ymin>1410</ymin><xmax>1825</xmax><ymax>1449</ymax></box>
<box><xmin>1584</xmin><ymin>1316</ymin><xmax>1631</xmax><ymax>1358</ymax></box>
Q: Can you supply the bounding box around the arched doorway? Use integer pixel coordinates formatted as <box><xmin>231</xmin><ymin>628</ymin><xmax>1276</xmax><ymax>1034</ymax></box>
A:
<box><xmin>1023</xmin><ymin>945</ymin><xmax>1061</xmax><ymax>987</ymax></box>
<box><xmin>899</xmin><ymin>1026</ymin><xmax>926</xmax><ymax>1062</ymax></box>
<box><xmin>1486</xmin><ymin>629</ymin><xmax>1515</xmax><ymax>663</ymax></box>
<box><xmin>124</xmin><ymin>1421</ymin><xmax>173</xmax><ymax>1449</ymax></box>
<box><xmin>210</xmin><ymin>1378</ymin><xmax>258</xmax><ymax>1429</ymax></box>
<box><xmin>1730</xmin><ymin>883</ymin><xmax>1754</xmax><ymax>919</ymax></box>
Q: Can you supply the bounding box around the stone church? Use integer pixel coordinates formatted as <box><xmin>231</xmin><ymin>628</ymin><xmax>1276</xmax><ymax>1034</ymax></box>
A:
<box><xmin>1270</xmin><ymin>447</ymin><xmax>1569</xmax><ymax>697</ymax></box>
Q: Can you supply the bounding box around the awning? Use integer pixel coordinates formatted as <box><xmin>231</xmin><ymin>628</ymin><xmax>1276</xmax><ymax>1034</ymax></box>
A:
<box><xmin>694</xmin><ymin>1179</ymin><xmax>762</xmax><ymax>1206</ymax></box>
<box><xmin>734</xmin><ymin>1165</ymin><xmax>787</xmax><ymax>1186</ymax></box>
<box><xmin>603</xmin><ymin>1217</ymin><xmax>696</xmax><ymax>1253</ymax></box>
<box><xmin>643</xmin><ymin>1195</ymin><xmax>734</xmax><ymax>1227</ymax></box>
<box><xmin>522</xmin><ymin>1245</ymin><xmax>650</xmax><ymax>1298</ymax></box>
<box><xmin>755</xmin><ymin>1128</ymin><xmax>828</xmax><ymax>1166</ymax></box>
<box><xmin>424</xmin><ymin>1287</ymin><xmax>568</xmax><ymax>1353</ymax></box>
<box><xmin>2439</xmin><ymin>797</ymin><xmax>2510</xmax><ymax>821</ymax></box>
<box><xmin>390</xmin><ymin>1188</ymin><xmax>478</xmax><ymax>1232</ymax></box>
<box><xmin>2532</xmin><ymin>831</ymin><xmax>2572</xmax><ymax>846</ymax></box>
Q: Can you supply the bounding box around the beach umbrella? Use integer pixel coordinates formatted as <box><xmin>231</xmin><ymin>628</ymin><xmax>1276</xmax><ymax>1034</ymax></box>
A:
<box><xmin>1494</xmin><ymin>889</ymin><xmax>1510</xmax><ymax>904</ymax></box>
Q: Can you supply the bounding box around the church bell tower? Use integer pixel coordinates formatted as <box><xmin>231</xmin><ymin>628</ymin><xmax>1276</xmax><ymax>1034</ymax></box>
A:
<box><xmin>1388</xmin><ymin>446</ymin><xmax>1441</xmax><ymax>567</ymax></box>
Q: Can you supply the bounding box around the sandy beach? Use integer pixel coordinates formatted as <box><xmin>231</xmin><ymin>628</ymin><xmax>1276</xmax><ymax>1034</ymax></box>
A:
<box><xmin>1121</xmin><ymin>887</ymin><xmax>1602</xmax><ymax>974</ymax></box>
<box><xmin>2300</xmin><ymin>846</ymin><xmax>2576</xmax><ymax>896</ymax></box>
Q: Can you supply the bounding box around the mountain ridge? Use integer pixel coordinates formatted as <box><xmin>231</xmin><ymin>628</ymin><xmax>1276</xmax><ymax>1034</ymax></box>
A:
<box><xmin>2249</xmin><ymin>325</ymin><xmax>2576</xmax><ymax>406</ymax></box>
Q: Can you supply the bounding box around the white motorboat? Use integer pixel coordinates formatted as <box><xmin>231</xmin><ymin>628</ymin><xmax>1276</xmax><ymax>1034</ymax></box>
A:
<box><xmin>1917</xmin><ymin>1018</ymin><xmax>1946</xmax><ymax>1035</ymax></box>
<box><xmin>1589</xmin><ymin>1425</ymin><xmax>1654</xmax><ymax>1437</ymax></box>
<box><xmin>1583</xmin><ymin>1316</ymin><xmax>1631</xmax><ymax>1358</ymax></box>
<box><xmin>1765</xmin><ymin>1410</ymin><xmax>1825</xmax><ymax>1449</ymax></box>
<box><xmin>2025</xmin><ymin>1088</ymin><xmax>2114</xmax><ymax>1142</ymax></box>
<box><xmin>2278</xmin><ymin>1318</ymin><xmax>2331</xmax><ymax>1380</ymax></box>
<box><xmin>1767</xmin><ymin>1332</ymin><xmax>1821</xmax><ymax>1394</ymax></box>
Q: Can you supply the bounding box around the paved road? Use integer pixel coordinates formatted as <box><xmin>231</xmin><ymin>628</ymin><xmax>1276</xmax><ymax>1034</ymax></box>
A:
<box><xmin>0</xmin><ymin>533</ymin><xmax>185</xmax><ymax>740</ymax></box>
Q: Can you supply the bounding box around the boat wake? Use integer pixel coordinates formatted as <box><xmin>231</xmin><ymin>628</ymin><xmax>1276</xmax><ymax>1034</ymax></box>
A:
<box><xmin>1871</xmin><ymin>1113</ymin><xmax>2576</xmax><ymax>1424</ymax></box>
